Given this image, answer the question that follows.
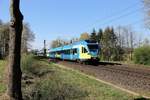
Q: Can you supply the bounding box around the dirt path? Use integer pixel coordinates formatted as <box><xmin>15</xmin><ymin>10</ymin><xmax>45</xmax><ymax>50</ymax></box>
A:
<box><xmin>56</xmin><ymin>61</ymin><xmax>150</xmax><ymax>97</ymax></box>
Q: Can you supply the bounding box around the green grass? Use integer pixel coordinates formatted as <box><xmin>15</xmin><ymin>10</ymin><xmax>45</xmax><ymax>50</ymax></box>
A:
<box><xmin>22</xmin><ymin>56</ymin><xmax>140</xmax><ymax>100</ymax></box>
<box><xmin>0</xmin><ymin>60</ymin><xmax>6</xmax><ymax>94</ymax></box>
<box><xmin>0</xmin><ymin>55</ymin><xmax>147</xmax><ymax>100</ymax></box>
<box><xmin>47</xmin><ymin>63</ymin><xmax>136</xmax><ymax>100</ymax></box>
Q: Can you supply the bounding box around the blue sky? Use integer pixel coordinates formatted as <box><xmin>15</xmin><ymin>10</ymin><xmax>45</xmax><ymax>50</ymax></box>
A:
<box><xmin>0</xmin><ymin>0</ymin><xmax>149</xmax><ymax>49</ymax></box>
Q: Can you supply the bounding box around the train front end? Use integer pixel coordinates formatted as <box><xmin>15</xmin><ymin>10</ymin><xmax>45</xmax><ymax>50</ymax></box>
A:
<box><xmin>79</xmin><ymin>40</ymin><xmax>100</xmax><ymax>63</ymax></box>
<box><xmin>87</xmin><ymin>43</ymin><xmax>100</xmax><ymax>62</ymax></box>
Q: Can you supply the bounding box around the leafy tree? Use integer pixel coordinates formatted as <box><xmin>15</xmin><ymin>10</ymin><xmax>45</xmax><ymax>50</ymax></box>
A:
<box><xmin>79</xmin><ymin>32</ymin><xmax>90</xmax><ymax>40</ymax></box>
<box><xmin>90</xmin><ymin>28</ymin><xmax>97</xmax><ymax>41</ymax></box>
<box><xmin>97</xmin><ymin>29</ymin><xmax>103</xmax><ymax>44</ymax></box>
<box><xmin>101</xmin><ymin>27</ymin><xmax>118</xmax><ymax>61</ymax></box>
<box><xmin>134</xmin><ymin>45</ymin><xmax>150</xmax><ymax>65</ymax></box>
<box><xmin>7</xmin><ymin>0</ymin><xmax>23</xmax><ymax>99</ymax></box>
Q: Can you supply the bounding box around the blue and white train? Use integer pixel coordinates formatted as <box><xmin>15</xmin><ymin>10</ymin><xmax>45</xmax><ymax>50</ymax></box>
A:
<box><xmin>49</xmin><ymin>40</ymin><xmax>100</xmax><ymax>63</ymax></box>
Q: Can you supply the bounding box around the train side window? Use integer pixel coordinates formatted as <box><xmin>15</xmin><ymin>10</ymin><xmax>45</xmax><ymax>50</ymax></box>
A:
<box><xmin>73</xmin><ymin>49</ymin><xmax>77</xmax><ymax>55</ymax></box>
<box><xmin>64</xmin><ymin>50</ymin><xmax>67</xmax><ymax>54</ymax></box>
<box><xmin>75</xmin><ymin>49</ymin><xmax>77</xmax><ymax>54</ymax></box>
<box><xmin>73</xmin><ymin>49</ymin><xmax>75</xmax><ymax>55</ymax></box>
<box><xmin>70</xmin><ymin>49</ymin><xmax>73</xmax><ymax>54</ymax></box>
<box><xmin>66</xmin><ymin>50</ymin><xmax>70</xmax><ymax>54</ymax></box>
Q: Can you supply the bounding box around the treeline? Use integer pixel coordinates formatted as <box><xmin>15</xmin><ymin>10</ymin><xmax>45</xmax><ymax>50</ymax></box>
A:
<box><xmin>0</xmin><ymin>19</ymin><xmax>35</xmax><ymax>59</ymax></box>
<box><xmin>51</xmin><ymin>26</ymin><xmax>150</xmax><ymax>62</ymax></box>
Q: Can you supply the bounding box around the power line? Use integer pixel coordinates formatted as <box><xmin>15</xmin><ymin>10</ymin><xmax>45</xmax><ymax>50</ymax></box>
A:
<box><xmin>80</xmin><ymin>2</ymin><xmax>143</xmax><ymax>32</ymax></box>
<box><xmin>98</xmin><ymin>7</ymin><xmax>143</xmax><ymax>27</ymax></box>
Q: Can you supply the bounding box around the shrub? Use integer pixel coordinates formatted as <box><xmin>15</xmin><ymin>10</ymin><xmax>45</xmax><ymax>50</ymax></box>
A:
<box><xmin>133</xmin><ymin>45</ymin><xmax>150</xmax><ymax>65</ymax></box>
<box><xmin>21</xmin><ymin>54</ymin><xmax>35</xmax><ymax>73</ymax></box>
<box><xmin>23</xmin><ymin>72</ymin><xmax>89</xmax><ymax>100</ymax></box>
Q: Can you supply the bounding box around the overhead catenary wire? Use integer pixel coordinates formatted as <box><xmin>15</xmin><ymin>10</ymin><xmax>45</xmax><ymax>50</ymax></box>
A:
<box><xmin>79</xmin><ymin>2</ymin><xmax>143</xmax><ymax>33</ymax></box>
<box><xmin>98</xmin><ymin>7</ymin><xmax>143</xmax><ymax>27</ymax></box>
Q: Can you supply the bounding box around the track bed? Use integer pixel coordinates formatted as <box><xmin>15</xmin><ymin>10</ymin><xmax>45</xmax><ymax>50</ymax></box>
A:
<box><xmin>56</xmin><ymin>61</ymin><xmax>150</xmax><ymax>97</ymax></box>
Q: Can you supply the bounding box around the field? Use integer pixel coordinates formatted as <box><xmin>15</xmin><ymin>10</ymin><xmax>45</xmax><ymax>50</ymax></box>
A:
<box><xmin>0</xmin><ymin>56</ymin><xmax>148</xmax><ymax>100</ymax></box>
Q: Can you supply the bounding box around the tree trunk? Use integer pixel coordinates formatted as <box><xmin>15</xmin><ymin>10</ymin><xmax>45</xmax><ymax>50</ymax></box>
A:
<box><xmin>7</xmin><ymin>0</ymin><xmax>23</xmax><ymax>100</ymax></box>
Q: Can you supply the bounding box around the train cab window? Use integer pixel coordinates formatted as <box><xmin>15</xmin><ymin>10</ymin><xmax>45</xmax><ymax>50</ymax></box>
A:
<box><xmin>82</xmin><ymin>47</ymin><xmax>88</xmax><ymax>53</ymax></box>
<box><xmin>84</xmin><ymin>48</ymin><xmax>88</xmax><ymax>53</ymax></box>
<box><xmin>88</xmin><ymin>45</ymin><xmax>98</xmax><ymax>50</ymax></box>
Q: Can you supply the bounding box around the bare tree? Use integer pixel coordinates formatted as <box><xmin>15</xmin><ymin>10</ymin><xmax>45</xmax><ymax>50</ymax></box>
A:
<box><xmin>7</xmin><ymin>0</ymin><xmax>23</xmax><ymax>99</ymax></box>
<box><xmin>21</xmin><ymin>23</ymin><xmax>35</xmax><ymax>53</ymax></box>
<box><xmin>144</xmin><ymin>0</ymin><xmax>150</xmax><ymax>29</ymax></box>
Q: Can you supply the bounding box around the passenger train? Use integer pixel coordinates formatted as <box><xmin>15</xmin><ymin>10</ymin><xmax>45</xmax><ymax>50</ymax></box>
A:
<box><xmin>49</xmin><ymin>40</ymin><xmax>100</xmax><ymax>63</ymax></box>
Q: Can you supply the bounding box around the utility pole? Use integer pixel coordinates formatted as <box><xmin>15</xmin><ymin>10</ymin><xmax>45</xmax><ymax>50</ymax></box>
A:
<box><xmin>7</xmin><ymin>0</ymin><xmax>23</xmax><ymax>99</ymax></box>
<box><xmin>44</xmin><ymin>40</ymin><xmax>46</xmax><ymax>57</ymax></box>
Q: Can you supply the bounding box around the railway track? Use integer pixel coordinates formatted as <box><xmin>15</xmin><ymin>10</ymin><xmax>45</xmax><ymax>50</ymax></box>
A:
<box><xmin>56</xmin><ymin>60</ymin><xmax>150</xmax><ymax>97</ymax></box>
<box><xmin>95</xmin><ymin>65</ymin><xmax>150</xmax><ymax>80</ymax></box>
<box><xmin>61</xmin><ymin>61</ymin><xmax>150</xmax><ymax>79</ymax></box>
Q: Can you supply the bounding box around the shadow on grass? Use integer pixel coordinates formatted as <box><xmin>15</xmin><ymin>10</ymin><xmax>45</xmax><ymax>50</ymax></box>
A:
<box><xmin>98</xmin><ymin>61</ymin><xmax>122</xmax><ymax>66</ymax></box>
<box><xmin>87</xmin><ymin>61</ymin><xmax>122</xmax><ymax>66</ymax></box>
<box><xmin>134</xmin><ymin>97</ymin><xmax>150</xmax><ymax>100</ymax></box>
<box><xmin>33</xmin><ymin>56</ymin><xmax>48</xmax><ymax>61</ymax></box>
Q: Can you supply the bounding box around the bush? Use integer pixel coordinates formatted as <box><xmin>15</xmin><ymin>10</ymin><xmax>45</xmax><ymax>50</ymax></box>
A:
<box><xmin>21</xmin><ymin>54</ymin><xmax>35</xmax><ymax>73</ymax></box>
<box><xmin>23</xmin><ymin>70</ymin><xmax>89</xmax><ymax>100</ymax></box>
<box><xmin>30</xmin><ymin>79</ymin><xmax>88</xmax><ymax>100</ymax></box>
<box><xmin>133</xmin><ymin>45</ymin><xmax>150</xmax><ymax>65</ymax></box>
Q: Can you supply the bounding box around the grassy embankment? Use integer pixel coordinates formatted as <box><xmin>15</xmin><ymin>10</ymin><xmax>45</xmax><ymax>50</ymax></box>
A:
<box><xmin>0</xmin><ymin>55</ymin><xmax>148</xmax><ymax>100</ymax></box>
<box><xmin>0</xmin><ymin>60</ymin><xmax>6</xmax><ymax>94</ymax></box>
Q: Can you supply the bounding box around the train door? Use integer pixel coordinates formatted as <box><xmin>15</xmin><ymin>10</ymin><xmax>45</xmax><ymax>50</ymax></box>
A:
<box><xmin>73</xmin><ymin>48</ymin><xmax>78</xmax><ymax>60</ymax></box>
<box><xmin>79</xmin><ymin>46</ymin><xmax>91</xmax><ymax>60</ymax></box>
<box><xmin>70</xmin><ymin>49</ymin><xmax>73</xmax><ymax>60</ymax></box>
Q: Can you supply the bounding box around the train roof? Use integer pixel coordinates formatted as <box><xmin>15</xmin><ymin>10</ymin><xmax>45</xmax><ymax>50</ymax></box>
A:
<box><xmin>50</xmin><ymin>40</ymin><xmax>98</xmax><ymax>52</ymax></box>
<box><xmin>50</xmin><ymin>46</ymin><xmax>63</xmax><ymax>52</ymax></box>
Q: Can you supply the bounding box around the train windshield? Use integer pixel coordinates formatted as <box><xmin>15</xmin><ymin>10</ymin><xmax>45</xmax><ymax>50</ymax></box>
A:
<box><xmin>87</xmin><ymin>44</ymin><xmax>98</xmax><ymax>50</ymax></box>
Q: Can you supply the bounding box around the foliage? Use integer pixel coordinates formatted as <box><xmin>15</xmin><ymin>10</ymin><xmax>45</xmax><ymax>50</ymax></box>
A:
<box><xmin>0</xmin><ymin>23</ymin><xmax>9</xmax><ymax>58</ymax></box>
<box><xmin>22</xmin><ymin>57</ymin><xmax>135</xmax><ymax>100</ymax></box>
<box><xmin>97</xmin><ymin>29</ymin><xmax>103</xmax><ymax>44</ymax></box>
<box><xmin>90</xmin><ymin>28</ymin><xmax>97</xmax><ymax>41</ymax></box>
<box><xmin>100</xmin><ymin>27</ymin><xmax>119</xmax><ymax>61</ymax></box>
<box><xmin>21</xmin><ymin>54</ymin><xmax>35</xmax><ymax>74</ymax></box>
<box><xmin>0</xmin><ymin>21</ymin><xmax>35</xmax><ymax>58</ymax></box>
<box><xmin>79</xmin><ymin>32</ymin><xmax>90</xmax><ymax>40</ymax></box>
<box><xmin>49</xmin><ymin>25</ymin><xmax>148</xmax><ymax>63</ymax></box>
<box><xmin>133</xmin><ymin>45</ymin><xmax>150</xmax><ymax>65</ymax></box>
<box><xmin>0</xmin><ymin>60</ymin><xmax>6</xmax><ymax>93</ymax></box>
